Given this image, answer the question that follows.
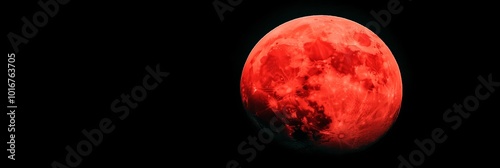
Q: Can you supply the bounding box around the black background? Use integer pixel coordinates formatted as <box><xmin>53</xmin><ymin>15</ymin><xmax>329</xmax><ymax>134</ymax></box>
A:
<box><xmin>5</xmin><ymin>0</ymin><xmax>499</xmax><ymax>167</ymax></box>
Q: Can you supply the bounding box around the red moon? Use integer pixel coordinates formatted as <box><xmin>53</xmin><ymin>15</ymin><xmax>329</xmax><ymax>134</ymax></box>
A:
<box><xmin>240</xmin><ymin>15</ymin><xmax>403</xmax><ymax>151</ymax></box>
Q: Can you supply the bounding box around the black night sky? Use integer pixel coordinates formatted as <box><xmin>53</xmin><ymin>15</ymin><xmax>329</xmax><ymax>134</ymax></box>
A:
<box><xmin>5</xmin><ymin>0</ymin><xmax>499</xmax><ymax>167</ymax></box>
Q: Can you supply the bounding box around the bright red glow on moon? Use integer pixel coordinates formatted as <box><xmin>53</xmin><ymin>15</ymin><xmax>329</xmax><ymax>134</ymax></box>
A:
<box><xmin>240</xmin><ymin>15</ymin><xmax>403</xmax><ymax>151</ymax></box>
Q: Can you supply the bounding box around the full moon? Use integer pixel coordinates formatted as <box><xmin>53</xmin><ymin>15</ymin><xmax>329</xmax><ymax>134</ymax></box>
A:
<box><xmin>240</xmin><ymin>15</ymin><xmax>403</xmax><ymax>152</ymax></box>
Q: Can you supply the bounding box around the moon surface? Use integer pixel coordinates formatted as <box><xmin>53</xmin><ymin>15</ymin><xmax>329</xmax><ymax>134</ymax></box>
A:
<box><xmin>240</xmin><ymin>15</ymin><xmax>403</xmax><ymax>152</ymax></box>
